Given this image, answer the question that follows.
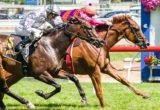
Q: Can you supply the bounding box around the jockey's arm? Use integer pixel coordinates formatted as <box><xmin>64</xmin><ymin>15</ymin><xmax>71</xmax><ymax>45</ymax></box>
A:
<box><xmin>24</xmin><ymin>16</ymin><xmax>43</xmax><ymax>41</ymax></box>
<box><xmin>25</xmin><ymin>11</ymin><xmax>49</xmax><ymax>30</ymax></box>
<box><xmin>24</xmin><ymin>17</ymin><xmax>36</xmax><ymax>33</ymax></box>
<box><xmin>79</xmin><ymin>11</ymin><xmax>107</xmax><ymax>26</ymax></box>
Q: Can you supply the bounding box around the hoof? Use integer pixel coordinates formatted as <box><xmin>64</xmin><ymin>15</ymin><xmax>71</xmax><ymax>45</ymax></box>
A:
<box><xmin>143</xmin><ymin>94</ymin><xmax>150</xmax><ymax>99</ymax></box>
<box><xmin>81</xmin><ymin>99</ymin><xmax>88</xmax><ymax>106</ymax></box>
<box><xmin>27</xmin><ymin>102</ymin><xmax>35</xmax><ymax>109</ymax></box>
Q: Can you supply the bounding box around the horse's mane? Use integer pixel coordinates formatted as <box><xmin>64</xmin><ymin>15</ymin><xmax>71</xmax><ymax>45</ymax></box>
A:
<box><xmin>112</xmin><ymin>15</ymin><xmax>132</xmax><ymax>24</ymax></box>
<box><xmin>43</xmin><ymin>24</ymin><xmax>65</xmax><ymax>36</ymax></box>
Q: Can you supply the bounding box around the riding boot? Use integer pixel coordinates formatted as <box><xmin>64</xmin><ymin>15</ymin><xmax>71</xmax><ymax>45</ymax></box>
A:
<box><xmin>18</xmin><ymin>37</ymin><xmax>32</xmax><ymax>62</ymax></box>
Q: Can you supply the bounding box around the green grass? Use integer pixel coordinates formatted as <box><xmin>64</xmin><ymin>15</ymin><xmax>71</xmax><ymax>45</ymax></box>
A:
<box><xmin>110</xmin><ymin>52</ymin><xmax>141</xmax><ymax>61</ymax></box>
<box><xmin>4</xmin><ymin>79</ymin><xmax>160</xmax><ymax>110</ymax></box>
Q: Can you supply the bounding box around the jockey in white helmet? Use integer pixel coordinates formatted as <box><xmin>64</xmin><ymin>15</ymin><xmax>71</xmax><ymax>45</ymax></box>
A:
<box><xmin>15</xmin><ymin>4</ymin><xmax>63</xmax><ymax>61</ymax></box>
<box><xmin>45</xmin><ymin>4</ymin><xmax>63</xmax><ymax>26</ymax></box>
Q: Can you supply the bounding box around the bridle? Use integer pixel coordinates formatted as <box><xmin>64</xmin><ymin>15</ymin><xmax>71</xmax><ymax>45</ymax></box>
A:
<box><xmin>110</xmin><ymin>20</ymin><xmax>147</xmax><ymax>48</ymax></box>
<box><xmin>64</xmin><ymin>18</ymin><xmax>104</xmax><ymax>48</ymax></box>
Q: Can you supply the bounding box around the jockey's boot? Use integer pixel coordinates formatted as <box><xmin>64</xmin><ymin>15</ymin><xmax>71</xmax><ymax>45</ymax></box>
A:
<box><xmin>19</xmin><ymin>37</ymin><xmax>32</xmax><ymax>62</ymax></box>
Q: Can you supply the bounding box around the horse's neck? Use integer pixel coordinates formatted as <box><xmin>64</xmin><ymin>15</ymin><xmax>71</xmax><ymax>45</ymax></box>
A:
<box><xmin>100</xmin><ymin>30</ymin><xmax>123</xmax><ymax>47</ymax></box>
<box><xmin>49</xmin><ymin>31</ymin><xmax>72</xmax><ymax>58</ymax></box>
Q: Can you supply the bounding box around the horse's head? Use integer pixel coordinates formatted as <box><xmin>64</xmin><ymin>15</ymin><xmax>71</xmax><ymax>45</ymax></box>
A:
<box><xmin>65</xmin><ymin>17</ymin><xmax>104</xmax><ymax>48</ymax></box>
<box><xmin>112</xmin><ymin>15</ymin><xmax>149</xmax><ymax>49</ymax></box>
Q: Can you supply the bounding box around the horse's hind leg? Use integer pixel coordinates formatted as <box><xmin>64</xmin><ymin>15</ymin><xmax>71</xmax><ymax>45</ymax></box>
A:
<box><xmin>3</xmin><ymin>89</ymin><xmax>35</xmax><ymax>109</ymax></box>
<box><xmin>104</xmin><ymin>63</ymin><xmax>150</xmax><ymax>98</ymax></box>
<box><xmin>0</xmin><ymin>74</ymin><xmax>7</xmax><ymax>109</ymax></box>
<box><xmin>0</xmin><ymin>93</ymin><xmax>6</xmax><ymax>110</ymax></box>
<box><xmin>57</xmin><ymin>70</ymin><xmax>87</xmax><ymax>105</ymax></box>
<box><xmin>0</xmin><ymin>60</ymin><xmax>9</xmax><ymax>110</ymax></box>
<box><xmin>0</xmin><ymin>71</ymin><xmax>35</xmax><ymax>109</ymax></box>
<box><xmin>34</xmin><ymin>71</ymin><xmax>61</xmax><ymax>99</ymax></box>
<box><xmin>89</xmin><ymin>66</ymin><xmax>105</xmax><ymax>107</ymax></box>
<box><xmin>0</xmin><ymin>84</ymin><xmax>35</xmax><ymax>109</ymax></box>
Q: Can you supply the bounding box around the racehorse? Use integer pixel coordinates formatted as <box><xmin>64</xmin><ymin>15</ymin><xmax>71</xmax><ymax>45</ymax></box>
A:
<box><xmin>53</xmin><ymin>15</ymin><xmax>149</xmax><ymax>107</ymax></box>
<box><xmin>0</xmin><ymin>17</ymin><xmax>103</xmax><ymax>110</ymax></box>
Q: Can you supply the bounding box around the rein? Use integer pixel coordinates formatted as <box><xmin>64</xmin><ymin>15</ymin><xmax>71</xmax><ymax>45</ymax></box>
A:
<box><xmin>64</xmin><ymin>22</ymin><xmax>89</xmax><ymax>40</ymax></box>
<box><xmin>92</xmin><ymin>25</ymin><xmax>111</xmax><ymax>74</ymax></box>
<box><xmin>64</xmin><ymin>21</ymin><xmax>103</xmax><ymax>48</ymax></box>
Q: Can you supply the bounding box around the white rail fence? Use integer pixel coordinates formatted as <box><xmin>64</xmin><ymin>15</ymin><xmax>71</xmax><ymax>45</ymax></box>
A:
<box><xmin>0</xmin><ymin>20</ymin><xmax>19</xmax><ymax>34</ymax></box>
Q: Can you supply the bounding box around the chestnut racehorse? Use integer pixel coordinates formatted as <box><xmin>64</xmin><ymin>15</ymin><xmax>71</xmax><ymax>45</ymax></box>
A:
<box><xmin>55</xmin><ymin>15</ymin><xmax>150</xmax><ymax>107</ymax></box>
<box><xmin>0</xmin><ymin>17</ymin><xmax>103</xmax><ymax>110</ymax></box>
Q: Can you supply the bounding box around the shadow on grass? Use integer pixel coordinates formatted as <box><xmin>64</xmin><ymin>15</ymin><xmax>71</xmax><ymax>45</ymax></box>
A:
<box><xmin>7</xmin><ymin>103</ymin><xmax>99</xmax><ymax>110</ymax></box>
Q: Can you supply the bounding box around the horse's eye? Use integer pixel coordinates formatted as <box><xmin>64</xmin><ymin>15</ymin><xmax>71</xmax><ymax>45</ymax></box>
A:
<box><xmin>133</xmin><ymin>27</ymin><xmax>139</xmax><ymax>31</ymax></box>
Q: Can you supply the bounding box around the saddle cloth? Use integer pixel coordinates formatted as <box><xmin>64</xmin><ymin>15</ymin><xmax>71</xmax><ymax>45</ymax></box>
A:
<box><xmin>65</xmin><ymin>38</ymin><xmax>81</xmax><ymax>74</ymax></box>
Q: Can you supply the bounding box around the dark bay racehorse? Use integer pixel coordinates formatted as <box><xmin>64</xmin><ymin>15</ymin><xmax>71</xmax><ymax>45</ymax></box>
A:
<box><xmin>55</xmin><ymin>15</ymin><xmax>150</xmax><ymax>107</ymax></box>
<box><xmin>0</xmin><ymin>17</ymin><xmax>103</xmax><ymax>110</ymax></box>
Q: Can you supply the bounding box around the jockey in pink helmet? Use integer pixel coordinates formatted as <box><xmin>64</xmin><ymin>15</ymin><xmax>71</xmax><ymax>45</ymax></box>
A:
<box><xmin>79</xmin><ymin>5</ymin><xmax>112</xmax><ymax>27</ymax></box>
<box><xmin>61</xmin><ymin>4</ymin><xmax>112</xmax><ymax>27</ymax></box>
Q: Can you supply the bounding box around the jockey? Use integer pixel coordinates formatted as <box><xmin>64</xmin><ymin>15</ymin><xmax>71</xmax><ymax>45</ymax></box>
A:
<box><xmin>15</xmin><ymin>4</ymin><xmax>63</xmax><ymax>60</ymax></box>
<box><xmin>61</xmin><ymin>4</ymin><xmax>112</xmax><ymax>27</ymax></box>
<box><xmin>79</xmin><ymin>5</ymin><xmax>112</xmax><ymax>27</ymax></box>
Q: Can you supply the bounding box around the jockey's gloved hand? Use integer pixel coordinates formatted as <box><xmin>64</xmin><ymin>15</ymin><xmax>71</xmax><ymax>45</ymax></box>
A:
<box><xmin>30</xmin><ymin>29</ymin><xmax>43</xmax><ymax>41</ymax></box>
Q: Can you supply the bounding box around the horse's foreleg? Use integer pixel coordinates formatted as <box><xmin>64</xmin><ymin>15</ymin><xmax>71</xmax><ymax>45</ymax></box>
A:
<box><xmin>89</xmin><ymin>66</ymin><xmax>105</xmax><ymax>107</ymax></box>
<box><xmin>63</xmin><ymin>72</ymin><xmax>87</xmax><ymax>105</ymax></box>
<box><xmin>34</xmin><ymin>71</ymin><xmax>61</xmax><ymax>99</ymax></box>
<box><xmin>104</xmin><ymin>63</ymin><xmax>150</xmax><ymax>98</ymax></box>
<box><xmin>50</xmin><ymin>70</ymin><xmax>87</xmax><ymax>105</ymax></box>
<box><xmin>0</xmin><ymin>93</ymin><xmax>6</xmax><ymax>110</ymax></box>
